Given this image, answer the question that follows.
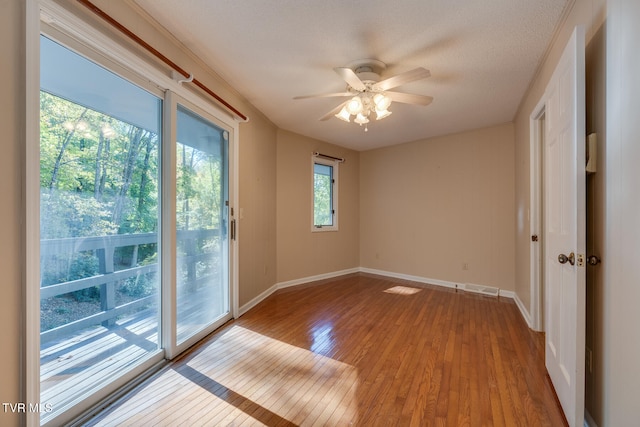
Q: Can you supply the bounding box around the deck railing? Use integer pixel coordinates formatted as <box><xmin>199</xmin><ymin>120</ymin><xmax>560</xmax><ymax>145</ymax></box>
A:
<box><xmin>40</xmin><ymin>229</ymin><xmax>218</xmax><ymax>344</ymax></box>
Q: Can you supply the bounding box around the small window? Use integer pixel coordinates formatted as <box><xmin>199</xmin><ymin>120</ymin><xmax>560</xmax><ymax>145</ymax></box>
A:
<box><xmin>312</xmin><ymin>157</ymin><xmax>339</xmax><ymax>231</ymax></box>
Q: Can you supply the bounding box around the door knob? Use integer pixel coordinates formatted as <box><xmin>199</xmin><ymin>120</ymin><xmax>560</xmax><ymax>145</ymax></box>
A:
<box><xmin>558</xmin><ymin>252</ymin><xmax>575</xmax><ymax>265</ymax></box>
<box><xmin>587</xmin><ymin>255</ymin><xmax>601</xmax><ymax>265</ymax></box>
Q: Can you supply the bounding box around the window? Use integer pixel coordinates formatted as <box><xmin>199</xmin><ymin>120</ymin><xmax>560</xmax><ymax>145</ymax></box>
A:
<box><xmin>312</xmin><ymin>156</ymin><xmax>339</xmax><ymax>231</ymax></box>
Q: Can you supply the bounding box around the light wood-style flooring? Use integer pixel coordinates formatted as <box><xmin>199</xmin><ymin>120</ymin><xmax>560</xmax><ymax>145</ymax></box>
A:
<box><xmin>86</xmin><ymin>273</ymin><xmax>567</xmax><ymax>426</ymax></box>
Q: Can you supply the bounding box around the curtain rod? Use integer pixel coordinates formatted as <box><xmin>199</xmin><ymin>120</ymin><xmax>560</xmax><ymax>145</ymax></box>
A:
<box><xmin>76</xmin><ymin>0</ymin><xmax>249</xmax><ymax>122</ymax></box>
<box><xmin>313</xmin><ymin>152</ymin><xmax>345</xmax><ymax>163</ymax></box>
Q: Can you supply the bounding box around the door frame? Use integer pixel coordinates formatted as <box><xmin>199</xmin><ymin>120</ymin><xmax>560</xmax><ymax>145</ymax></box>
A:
<box><xmin>530</xmin><ymin>104</ymin><xmax>545</xmax><ymax>332</ymax></box>
<box><xmin>162</xmin><ymin>91</ymin><xmax>239</xmax><ymax>359</ymax></box>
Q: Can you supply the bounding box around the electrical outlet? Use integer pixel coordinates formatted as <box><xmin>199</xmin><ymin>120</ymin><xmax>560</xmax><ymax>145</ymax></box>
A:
<box><xmin>462</xmin><ymin>262</ymin><xmax>469</xmax><ymax>270</ymax></box>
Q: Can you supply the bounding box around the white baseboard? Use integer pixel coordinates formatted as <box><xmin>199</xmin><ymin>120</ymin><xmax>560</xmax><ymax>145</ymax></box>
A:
<box><xmin>498</xmin><ymin>289</ymin><xmax>515</xmax><ymax>298</ymax></box>
<box><xmin>238</xmin><ymin>267</ymin><xmax>360</xmax><ymax>317</ymax></box>
<box><xmin>238</xmin><ymin>283</ymin><xmax>278</xmax><ymax>317</ymax></box>
<box><xmin>360</xmin><ymin>268</ymin><xmax>518</xmax><ymax>301</ymax></box>
<box><xmin>238</xmin><ymin>267</ymin><xmax>534</xmax><ymax>331</ymax></box>
<box><xmin>511</xmin><ymin>291</ymin><xmax>534</xmax><ymax>329</ymax></box>
<box><xmin>276</xmin><ymin>267</ymin><xmax>360</xmax><ymax>289</ymax></box>
<box><xmin>359</xmin><ymin>267</ymin><xmax>459</xmax><ymax>290</ymax></box>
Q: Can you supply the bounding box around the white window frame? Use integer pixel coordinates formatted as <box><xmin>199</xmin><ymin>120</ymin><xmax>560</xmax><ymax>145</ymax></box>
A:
<box><xmin>26</xmin><ymin>1</ymin><xmax>240</xmax><ymax>425</ymax></box>
<box><xmin>311</xmin><ymin>156</ymin><xmax>339</xmax><ymax>232</ymax></box>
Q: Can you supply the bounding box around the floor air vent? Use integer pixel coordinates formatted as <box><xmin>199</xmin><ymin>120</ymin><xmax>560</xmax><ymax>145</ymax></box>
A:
<box><xmin>462</xmin><ymin>283</ymin><xmax>500</xmax><ymax>297</ymax></box>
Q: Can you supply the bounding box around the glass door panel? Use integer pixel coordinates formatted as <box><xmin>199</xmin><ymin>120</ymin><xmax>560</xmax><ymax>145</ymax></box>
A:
<box><xmin>39</xmin><ymin>35</ymin><xmax>162</xmax><ymax>423</ymax></box>
<box><xmin>175</xmin><ymin>104</ymin><xmax>230</xmax><ymax>345</ymax></box>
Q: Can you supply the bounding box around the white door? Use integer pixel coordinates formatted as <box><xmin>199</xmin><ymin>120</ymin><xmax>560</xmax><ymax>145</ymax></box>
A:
<box><xmin>543</xmin><ymin>26</ymin><xmax>586</xmax><ymax>427</ymax></box>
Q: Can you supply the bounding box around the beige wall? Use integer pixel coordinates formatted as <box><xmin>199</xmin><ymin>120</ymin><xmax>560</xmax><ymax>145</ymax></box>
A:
<box><xmin>0</xmin><ymin>1</ymin><xmax>25</xmax><ymax>425</ymax></box>
<box><xmin>602</xmin><ymin>1</ymin><xmax>640</xmax><ymax>424</ymax></box>
<box><xmin>276</xmin><ymin>130</ymin><xmax>360</xmax><ymax>283</ymax></box>
<box><xmin>360</xmin><ymin>123</ymin><xmax>516</xmax><ymax>291</ymax></box>
<box><xmin>237</xmin><ymin>113</ymin><xmax>278</xmax><ymax>307</ymax></box>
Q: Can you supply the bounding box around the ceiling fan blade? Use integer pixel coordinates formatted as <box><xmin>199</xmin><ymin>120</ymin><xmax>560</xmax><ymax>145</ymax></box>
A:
<box><xmin>319</xmin><ymin>101</ymin><xmax>348</xmax><ymax>121</ymax></box>
<box><xmin>386</xmin><ymin>91</ymin><xmax>434</xmax><ymax>106</ymax></box>
<box><xmin>334</xmin><ymin>67</ymin><xmax>366</xmax><ymax>91</ymax></box>
<box><xmin>293</xmin><ymin>92</ymin><xmax>352</xmax><ymax>100</ymax></box>
<box><xmin>373</xmin><ymin>67</ymin><xmax>431</xmax><ymax>91</ymax></box>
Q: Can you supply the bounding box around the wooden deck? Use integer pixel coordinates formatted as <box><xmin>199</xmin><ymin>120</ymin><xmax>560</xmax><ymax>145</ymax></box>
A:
<box><xmin>41</xmin><ymin>307</ymin><xmax>160</xmax><ymax>415</ymax></box>
<box><xmin>41</xmin><ymin>290</ymin><xmax>225</xmax><ymax>420</ymax></box>
<box><xmin>83</xmin><ymin>273</ymin><xmax>567</xmax><ymax>426</ymax></box>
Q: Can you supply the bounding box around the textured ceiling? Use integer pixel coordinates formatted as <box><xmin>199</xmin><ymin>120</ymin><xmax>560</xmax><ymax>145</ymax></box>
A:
<box><xmin>133</xmin><ymin>0</ymin><xmax>569</xmax><ymax>151</ymax></box>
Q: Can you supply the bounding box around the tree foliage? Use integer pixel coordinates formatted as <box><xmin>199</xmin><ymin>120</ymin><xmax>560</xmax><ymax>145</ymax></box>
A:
<box><xmin>40</xmin><ymin>91</ymin><xmax>225</xmax><ymax>305</ymax></box>
<box><xmin>40</xmin><ymin>91</ymin><xmax>160</xmax><ymax>238</ymax></box>
<box><xmin>314</xmin><ymin>165</ymin><xmax>333</xmax><ymax>226</ymax></box>
<box><xmin>40</xmin><ymin>91</ymin><xmax>162</xmax><ymax>302</ymax></box>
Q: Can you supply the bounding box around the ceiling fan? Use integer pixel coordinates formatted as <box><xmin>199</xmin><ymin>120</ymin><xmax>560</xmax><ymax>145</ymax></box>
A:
<box><xmin>294</xmin><ymin>59</ymin><xmax>433</xmax><ymax>129</ymax></box>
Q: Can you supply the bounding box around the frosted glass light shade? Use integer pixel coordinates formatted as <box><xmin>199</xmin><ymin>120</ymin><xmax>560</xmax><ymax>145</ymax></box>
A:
<box><xmin>354</xmin><ymin>113</ymin><xmax>369</xmax><ymax>125</ymax></box>
<box><xmin>335</xmin><ymin>106</ymin><xmax>351</xmax><ymax>122</ymax></box>
<box><xmin>346</xmin><ymin>96</ymin><xmax>364</xmax><ymax>115</ymax></box>
<box><xmin>373</xmin><ymin>93</ymin><xmax>392</xmax><ymax>110</ymax></box>
<box><xmin>375</xmin><ymin>109</ymin><xmax>392</xmax><ymax>120</ymax></box>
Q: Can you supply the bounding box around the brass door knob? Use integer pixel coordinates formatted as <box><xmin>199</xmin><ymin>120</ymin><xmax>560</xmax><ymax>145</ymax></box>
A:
<box><xmin>587</xmin><ymin>255</ymin><xmax>601</xmax><ymax>265</ymax></box>
<box><xmin>558</xmin><ymin>252</ymin><xmax>575</xmax><ymax>265</ymax></box>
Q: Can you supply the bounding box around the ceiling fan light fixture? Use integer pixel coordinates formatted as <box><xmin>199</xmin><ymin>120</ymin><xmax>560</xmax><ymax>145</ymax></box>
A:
<box><xmin>346</xmin><ymin>96</ymin><xmax>363</xmax><ymax>115</ymax></box>
<box><xmin>354</xmin><ymin>113</ymin><xmax>369</xmax><ymax>125</ymax></box>
<box><xmin>335</xmin><ymin>106</ymin><xmax>351</xmax><ymax>122</ymax></box>
<box><xmin>373</xmin><ymin>93</ymin><xmax>392</xmax><ymax>111</ymax></box>
<box><xmin>375</xmin><ymin>109</ymin><xmax>392</xmax><ymax>120</ymax></box>
<box><xmin>294</xmin><ymin>61</ymin><xmax>432</xmax><ymax>130</ymax></box>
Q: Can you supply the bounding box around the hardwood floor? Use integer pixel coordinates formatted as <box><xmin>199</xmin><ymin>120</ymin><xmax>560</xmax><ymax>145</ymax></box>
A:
<box><xmin>86</xmin><ymin>273</ymin><xmax>567</xmax><ymax>426</ymax></box>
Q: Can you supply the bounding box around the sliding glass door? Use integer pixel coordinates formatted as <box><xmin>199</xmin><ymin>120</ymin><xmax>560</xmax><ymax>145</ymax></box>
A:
<box><xmin>175</xmin><ymin>104</ymin><xmax>231</xmax><ymax>346</ymax></box>
<box><xmin>36</xmin><ymin>32</ymin><xmax>235</xmax><ymax>425</ymax></box>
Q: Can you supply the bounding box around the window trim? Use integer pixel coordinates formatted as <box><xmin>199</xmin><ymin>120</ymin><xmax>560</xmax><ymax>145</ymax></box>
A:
<box><xmin>311</xmin><ymin>156</ymin><xmax>339</xmax><ymax>232</ymax></box>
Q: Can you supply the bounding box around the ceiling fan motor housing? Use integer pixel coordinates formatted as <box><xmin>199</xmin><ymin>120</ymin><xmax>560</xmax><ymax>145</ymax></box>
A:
<box><xmin>350</xmin><ymin>59</ymin><xmax>386</xmax><ymax>86</ymax></box>
<box><xmin>354</xmin><ymin>69</ymin><xmax>381</xmax><ymax>85</ymax></box>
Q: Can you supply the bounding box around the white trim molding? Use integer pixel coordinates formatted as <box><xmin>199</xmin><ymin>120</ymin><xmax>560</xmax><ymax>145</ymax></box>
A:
<box><xmin>359</xmin><ymin>267</ymin><xmax>459</xmax><ymax>290</ymax></box>
<box><xmin>511</xmin><ymin>292</ymin><xmax>535</xmax><ymax>329</ymax></box>
<box><xmin>277</xmin><ymin>268</ymin><xmax>360</xmax><ymax>290</ymax></box>
<box><xmin>238</xmin><ymin>268</ymin><xmax>360</xmax><ymax>316</ymax></box>
<box><xmin>238</xmin><ymin>284</ymin><xmax>279</xmax><ymax>317</ymax></box>
<box><xmin>25</xmin><ymin>1</ymin><xmax>42</xmax><ymax>426</ymax></box>
<box><xmin>237</xmin><ymin>267</ymin><xmax>535</xmax><ymax>336</ymax></box>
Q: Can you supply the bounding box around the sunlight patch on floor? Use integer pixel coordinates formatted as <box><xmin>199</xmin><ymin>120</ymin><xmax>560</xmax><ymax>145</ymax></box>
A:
<box><xmin>189</xmin><ymin>326</ymin><xmax>359</xmax><ymax>425</ymax></box>
<box><xmin>89</xmin><ymin>325</ymin><xmax>358</xmax><ymax>426</ymax></box>
<box><xmin>384</xmin><ymin>285</ymin><xmax>422</xmax><ymax>295</ymax></box>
